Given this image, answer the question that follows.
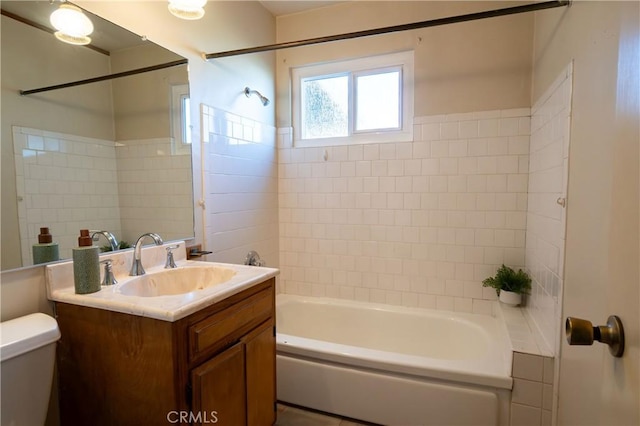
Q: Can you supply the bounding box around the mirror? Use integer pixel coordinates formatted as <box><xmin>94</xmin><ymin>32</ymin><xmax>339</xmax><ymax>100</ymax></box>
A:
<box><xmin>1</xmin><ymin>2</ymin><xmax>194</xmax><ymax>270</ymax></box>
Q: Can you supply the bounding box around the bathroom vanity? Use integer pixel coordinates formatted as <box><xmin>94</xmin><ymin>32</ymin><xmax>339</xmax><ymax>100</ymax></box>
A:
<box><xmin>54</xmin><ymin>278</ymin><xmax>275</xmax><ymax>426</ymax></box>
<box><xmin>45</xmin><ymin>243</ymin><xmax>279</xmax><ymax>426</ymax></box>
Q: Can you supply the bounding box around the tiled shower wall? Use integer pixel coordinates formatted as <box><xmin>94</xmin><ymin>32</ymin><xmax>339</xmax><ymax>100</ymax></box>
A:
<box><xmin>201</xmin><ymin>105</ymin><xmax>279</xmax><ymax>267</ymax></box>
<box><xmin>13</xmin><ymin>127</ymin><xmax>193</xmax><ymax>264</ymax></box>
<box><xmin>278</xmin><ymin>109</ymin><xmax>530</xmax><ymax>314</ymax></box>
<box><xmin>115</xmin><ymin>138</ymin><xmax>193</xmax><ymax>245</ymax></box>
<box><xmin>13</xmin><ymin>127</ymin><xmax>122</xmax><ymax>263</ymax></box>
<box><xmin>525</xmin><ymin>64</ymin><xmax>572</xmax><ymax>353</ymax></box>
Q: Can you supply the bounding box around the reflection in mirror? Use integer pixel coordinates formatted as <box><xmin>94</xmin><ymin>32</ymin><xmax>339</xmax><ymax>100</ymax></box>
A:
<box><xmin>1</xmin><ymin>2</ymin><xmax>194</xmax><ymax>270</ymax></box>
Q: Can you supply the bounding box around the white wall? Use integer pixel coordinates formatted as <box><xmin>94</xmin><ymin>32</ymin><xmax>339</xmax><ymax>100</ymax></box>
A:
<box><xmin>532</xmin><ymin>1</ymin><xmax>639</xmax><ymax>424</ymax></box>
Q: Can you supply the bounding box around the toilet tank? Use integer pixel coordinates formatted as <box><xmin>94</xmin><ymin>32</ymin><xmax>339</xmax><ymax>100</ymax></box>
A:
<box><xmin>1</xmin><ymin>313</ymin><xmax>61</xmax><ymax>426</ymax></box>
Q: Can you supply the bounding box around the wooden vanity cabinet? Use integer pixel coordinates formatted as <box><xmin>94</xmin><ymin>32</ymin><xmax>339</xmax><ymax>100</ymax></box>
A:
<box><xmin>55</xmin><ymin>278</ymin><xmax>276</xmax><ymax>426</ymax></box>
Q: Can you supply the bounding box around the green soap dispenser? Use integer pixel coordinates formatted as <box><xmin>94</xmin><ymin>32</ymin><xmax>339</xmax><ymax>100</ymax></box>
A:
<box><xmin>32</xmin><ymin>227</ymin><xmax>59</xmax><ymax>265</ymax></box>
<box><xmin>73</xmin><ymin>229</ymin><xmax>101</xmax><ymax>294</ymax></box>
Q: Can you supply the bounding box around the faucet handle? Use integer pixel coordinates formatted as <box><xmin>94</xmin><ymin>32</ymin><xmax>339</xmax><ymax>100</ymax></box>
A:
<box><xmin>165</xmin><ymin>245</ymin><xmax>179</xmax><ymax>269</ymax></box>
<box><xmin>100</xmin><ymin>259</ymin><xmax>117</xmax><ymax>286</ymax></box>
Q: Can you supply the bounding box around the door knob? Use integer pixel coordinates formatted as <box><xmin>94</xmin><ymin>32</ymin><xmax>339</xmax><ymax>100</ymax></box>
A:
<box><xmin>565</xmin><ymin>316</ymin><xmax>625</xmax><ymax>357</ymax></box>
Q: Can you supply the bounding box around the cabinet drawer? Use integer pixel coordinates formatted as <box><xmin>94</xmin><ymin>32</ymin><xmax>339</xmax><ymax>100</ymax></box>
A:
<box><xmin>189</xmin><ymin>287</ymin><xmax>273</xmax><ymax>362</ymax></box>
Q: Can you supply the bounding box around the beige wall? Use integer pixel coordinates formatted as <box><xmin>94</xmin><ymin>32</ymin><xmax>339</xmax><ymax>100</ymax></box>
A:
<box><xmin>110</xmin><ymin>44</ymin><xmax>187</xmax><ymax>140</ymax></box>
<box><xmin>532</xmin><ymin>1</ymin><xmax>639</xmax><ymax>425</ymax></box>
<box><xmin>1</xmin><ymin>16</ymin><xmax>115</xmax><ymax>270</ymax></box>
<box><xmin>275</xmin><ymin>1</ymin><xmax>534</xmax><ymax>127</ymax></box>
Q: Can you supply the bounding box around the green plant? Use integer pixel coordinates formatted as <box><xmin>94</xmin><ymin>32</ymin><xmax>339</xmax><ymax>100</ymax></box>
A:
<box><xmin>482</xmin><ymin>264</ymin><xmax>532</xmax><ymax>295</ymax></box>
<box><xmin>100</xmin><ymin>240</ymin><xmax>131</xmax><ymax>253</ymax></box>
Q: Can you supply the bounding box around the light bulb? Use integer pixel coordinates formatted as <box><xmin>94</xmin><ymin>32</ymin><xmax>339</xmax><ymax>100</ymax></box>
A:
<box><xmin>50</xmin><ymin>4</ymin><xmax>94</xmax><ymax>45</ymax></box>
<box><xmin>168</xmin><ymin>0</ymin><xmax>207</xmax><ymax>20</ymax></box>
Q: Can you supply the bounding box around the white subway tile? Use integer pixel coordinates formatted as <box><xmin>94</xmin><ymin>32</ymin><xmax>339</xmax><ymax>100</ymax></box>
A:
<box><xmin>440</xmin><ymin>122</ymin><xmax>459</xmax><ymax>139</ymax></box>
<box><xmin>348</xmin><ymin>145</ymin><xmax>363</xmax><ymax>161</ymax></box>
<box><xmin>459</xmin><ymin>121</ymin><xmax>479</xmax><ymax>138</ymax></box>
<box><xmin>422</xmin><ymin>123</ymin><xmax>441</xmax><ymax>141</ymax></box>
<box><xmin>421</xmin><ymin>158</ymin><xmax>440</xmax><ymax>175</ymax></box>
<box><xmin>363</xmin><ymin>144</ymin><xmax>379</xmax><ymax>160</ymax></box>
<box><xmin>513</xmin><ymin>353</ymin><xmax>544</xmax><ymax>381</ymax></box>
<box><xmin>454</xmin><ymin>297</ymin><xmax>473</xmax><ymax>313</ymax></box>
<box><xmin>388</xmin><ymin>159</ymin><xmax>405</xmax><ymax>176</ymax></box>
<box><xmin>512</xmin><ymin>379</ymin><xmax>543</xmax><ymax>407</ymax></box>
<box><xmin>468</xmin><ymin>139</ymin><xmax>488</xmax><ymax>156</ymax></box>
<box><xmin>478</xmin><ymin>119</ymin><xmax>499</xmax><ymax>137</ymax></box>
<box><xmin>449</xmin><ymin>140</ymin><xmax>468</xmax><ymax>157</ymax></box>
<box><xmin>431</xmin><ymin>140</ymin><xmax>449</xmax><ymax>158</ymax></box>
<box><xmin>458</xmin><ymin>157</ymin><xmax>478</xmax><ymax>175</ymax></box>
<box><xmin>379</xmin><ymin>144</ymin><xmax>396</xmax><ymax>159</ymax></box>
<box><xmin>439</xmin><ymin>158</ymin><xmax>458</xmax><ymax>175</ymax></box>
<box><xmin>413</xmin><ymin>141</ymin><xmax>431</xmax><ymax>158</ymax></box>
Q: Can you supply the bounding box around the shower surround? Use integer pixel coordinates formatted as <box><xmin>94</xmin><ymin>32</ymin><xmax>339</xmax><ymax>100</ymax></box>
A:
<box><xmin>278</xmin><ymin>108</ymin><xmax>530</xmax><ymax>314</ymax></box>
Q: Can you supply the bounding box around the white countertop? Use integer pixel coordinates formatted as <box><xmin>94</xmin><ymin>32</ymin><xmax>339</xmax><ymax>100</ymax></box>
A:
<box><xmin>45</xmin><ymin>242</ymin><xmax>279</xmax><ymax>322</ymax></box>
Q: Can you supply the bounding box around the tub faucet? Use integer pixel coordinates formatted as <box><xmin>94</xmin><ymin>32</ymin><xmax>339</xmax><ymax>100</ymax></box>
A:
<box><xmin>89</xmin><ymin>230</ymin><xmax>119</xmax><ymax>252</ymax></box>
<box><xmin>129</xmin><ymin>233</ymin><xmax>163</xmax><ymax>276</ymax></box>
<box><xmin>244</xmin><ymin>250</ymin><xmax>265</xmax><ymax>267</ymax></box>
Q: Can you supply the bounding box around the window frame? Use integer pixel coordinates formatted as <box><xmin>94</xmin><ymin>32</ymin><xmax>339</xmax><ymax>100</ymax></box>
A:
<box><xmin>292</xmin><ymin>50</ymin><xmax>414</xmax><ymax>147</ymax></box>
<box><xmin>171</xmin><ymin>84</ymin><xmax>191</xmax><ymax>155</ymax></box>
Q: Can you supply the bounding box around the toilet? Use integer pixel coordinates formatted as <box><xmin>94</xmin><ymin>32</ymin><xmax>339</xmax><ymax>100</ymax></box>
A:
<box><xmin>1</xmin><ymin>313</ymin><xmax>61</xmax><ymax>426</ymax></box>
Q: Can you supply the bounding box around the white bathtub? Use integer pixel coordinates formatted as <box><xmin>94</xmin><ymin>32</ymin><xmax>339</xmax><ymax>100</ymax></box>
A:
<box><xmin>276</xmin><ymin>295</ymin><xmax>513</xmax><ymax>425</ymax></box>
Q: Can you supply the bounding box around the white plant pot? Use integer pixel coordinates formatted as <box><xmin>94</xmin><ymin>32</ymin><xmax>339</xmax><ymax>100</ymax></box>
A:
<box><xmin>499</xmin><ymin>290</ymin><xmax>522</xmax><ymax>306</ymax></box>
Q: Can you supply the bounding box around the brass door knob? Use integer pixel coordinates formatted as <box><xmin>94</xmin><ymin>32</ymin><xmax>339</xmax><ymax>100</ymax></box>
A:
<box><xmin>565</xmin><ymin>316</ymin><xmax>625</xmax><ymax>358</ymax></box>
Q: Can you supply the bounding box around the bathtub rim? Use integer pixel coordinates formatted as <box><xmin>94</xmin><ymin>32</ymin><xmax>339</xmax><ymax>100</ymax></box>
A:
<box><xmin>276</xmin><ymin>294</ymin><xmax>514</xmax><ymax>390</ymax></box>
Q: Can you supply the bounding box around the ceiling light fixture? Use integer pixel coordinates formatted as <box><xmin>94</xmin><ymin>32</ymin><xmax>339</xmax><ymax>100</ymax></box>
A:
<box><xmin>168</xmin><ymin>0</ymin><xmax>207</xmax><ymax>20</ymax></box>
<box><xmin>49</xmin><ymin>3</ymin><xmax>94</xmax><ymax>46</ymax></box>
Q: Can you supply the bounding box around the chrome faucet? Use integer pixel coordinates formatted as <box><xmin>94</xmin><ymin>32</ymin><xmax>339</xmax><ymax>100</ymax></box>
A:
<box><xmin>129</xmin><ymin>233</ymin><xmax>163</xmax><ymax>276</ymax></box>
<box><xmin>244</xmin><ymin>250</ymin><xmax>265</xmax><ymax>267</ymax></box>
<box><xmin>89</xmin><ymin>230</ymin><xmax>119</xmax><ymax>252</ymax></box>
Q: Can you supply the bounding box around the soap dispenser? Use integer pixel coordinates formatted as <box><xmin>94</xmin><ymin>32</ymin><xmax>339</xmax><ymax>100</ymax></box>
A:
<box><xmin>73</xmin><ymin>229</ymin><xmax>101</xmax><ymax>294</ymax></box>
<box><xmin>32</xmin><ymin>227</ymin><xmax>59</xmax><ymax>265</ymax></box>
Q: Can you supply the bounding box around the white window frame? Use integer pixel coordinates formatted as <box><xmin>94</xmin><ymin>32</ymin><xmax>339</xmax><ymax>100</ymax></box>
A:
<box><xmin>171</xmin><ymin>84</ymin><xmax>191</xmax><ymax>155</ymax></box>
<box><xmin>292</xmin><ymin>51</ymin><xmax>414</xmax><ymax>147</ymax></box>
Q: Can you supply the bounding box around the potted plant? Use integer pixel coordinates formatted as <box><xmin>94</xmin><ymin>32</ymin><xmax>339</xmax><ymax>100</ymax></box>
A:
<box><xmin>482</xmin><ymin>264</ymin><xmax>532</xmax><ymax>306</ymax></box>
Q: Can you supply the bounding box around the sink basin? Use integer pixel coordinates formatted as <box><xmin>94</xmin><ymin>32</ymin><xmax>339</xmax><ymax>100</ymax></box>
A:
<box><xmin>119</xmin><ymin>266</ymin><xmax>236</xmax><ymax>297</ymax></box>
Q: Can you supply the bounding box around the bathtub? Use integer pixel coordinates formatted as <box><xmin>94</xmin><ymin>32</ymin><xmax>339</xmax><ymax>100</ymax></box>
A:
<box><xmin>276</xmin><ymin>295</ymin><xmax>513</xmax><ymax>426</ymax></box>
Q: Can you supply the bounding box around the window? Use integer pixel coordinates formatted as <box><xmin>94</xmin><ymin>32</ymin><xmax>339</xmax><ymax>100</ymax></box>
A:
<box><xmin>171</xmin><ymin>84</ymin><xmax>191</xmax><ymax>155</ymax></box>
<box><xmin>292</xmin><ymin>51</ymin><xmax>414</xmax><ymax>147</ymax></box>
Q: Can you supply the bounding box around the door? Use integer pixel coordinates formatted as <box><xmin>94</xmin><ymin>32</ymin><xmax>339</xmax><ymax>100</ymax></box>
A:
<box><xmin>243</xmin><ymin>321</ymin><xmax>277</xmax><ymax>426</ymax></box>
<box><xmin>557</xmin><ymin>2</ymin><xmax>639</xmax><ymax>425</ymax></box>
<box><xmin>191</xmin><ymin>343</ymin><xmax>246</xmax><ymax>426</ymax></box>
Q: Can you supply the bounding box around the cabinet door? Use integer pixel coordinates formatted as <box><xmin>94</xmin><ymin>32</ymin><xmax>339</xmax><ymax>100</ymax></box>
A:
<box><xmin>243</xmin><ymin>322</ymin><xmax>276</xmax><ymax>426</ymax></box>
<box><xmin>191</xmin><ymin>343</ymin><xmax>246</xmax><ymax>426</ymax></box>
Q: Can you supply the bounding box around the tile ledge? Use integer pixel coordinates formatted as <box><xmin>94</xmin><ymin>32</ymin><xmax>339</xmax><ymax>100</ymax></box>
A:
<box><xmin>497</xmin><ymin>302</ymin><xmax>554</xmax><ymax>357</ymax></box>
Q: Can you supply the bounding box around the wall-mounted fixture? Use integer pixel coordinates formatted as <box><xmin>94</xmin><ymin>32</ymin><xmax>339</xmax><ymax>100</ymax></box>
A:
<box><xmin>49</xmin><ymin>3</ymin><xmax>94</xmax><ymax>45</ymax></box>
<box><xmin>168</xmin><ymin>0</ymin><xmax>207</xmax><ymax>20</ymax></box>
<box><xmin>244</xmin><ymin>87</ymin><xmax>270</xmax><ymax>106</ymax></box>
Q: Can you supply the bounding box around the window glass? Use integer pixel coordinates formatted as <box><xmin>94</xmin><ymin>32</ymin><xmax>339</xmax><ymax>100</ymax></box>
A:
<box><xmin>302</xmin><ymin>75</ymin><xmax>349</xmax><ymax>139</ymax></box>
<box><xmin>355</xmin><ymin>70</ymin><xmax>400</xmax><ymax>132</ymax></box>
<box><xmin>291</xmin><ymin>51</ymin><xmax>414</xmax><ymax>147</ymax></box>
